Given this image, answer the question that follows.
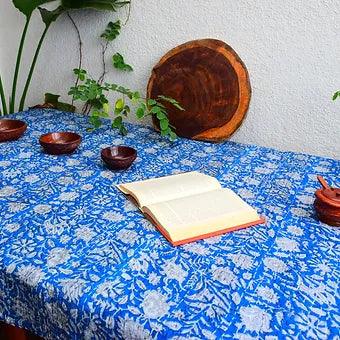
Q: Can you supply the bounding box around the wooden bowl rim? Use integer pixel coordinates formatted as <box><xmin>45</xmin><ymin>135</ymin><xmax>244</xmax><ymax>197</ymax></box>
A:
<box><xmin>315</xmin><ymin>188</ymin><xmax>340</xmax><ymax>208</ymax></box>
<box><xmin>39</xmin><ymin>132</ymin><xmax>81</xmax><ymax>145</ymax></box>
<box><xmin>101</xmin><ymin>146</ymin><xmax>137</xmax><ymax>160</ymax></box>
<box><xmin>0</xmin><ymin>119</ymin><xmax>27</xmax><ymax>132</ymax></box>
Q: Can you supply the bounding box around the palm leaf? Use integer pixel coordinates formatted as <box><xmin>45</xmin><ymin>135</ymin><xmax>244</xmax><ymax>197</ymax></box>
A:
<box><xmin>38</xmin><ymin>6</ymin><xmax>65</xmax><ymax>26</ymax></box>
<box><xmin>61</xmin><ymin>0</ymin><xmax>130</xmax><ymax>11</ymax></box>
<box><xmin>12</xmin><ymin>0</ymin><xmax>56</xmax><ymax>17</ymax></box>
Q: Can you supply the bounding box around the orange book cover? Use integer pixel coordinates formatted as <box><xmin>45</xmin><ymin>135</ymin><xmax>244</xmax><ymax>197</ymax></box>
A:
<box><xmin>144</xmin><ymin>212</ymin><xmax>266</xmax><ymax>246</ymax></box>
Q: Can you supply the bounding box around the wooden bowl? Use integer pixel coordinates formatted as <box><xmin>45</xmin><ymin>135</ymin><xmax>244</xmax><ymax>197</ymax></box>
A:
<box><xmin>39</xmin><ymin>132</ymin><xmax>81</xmax><ymax>155</ymax></box>
<box><xmin>101</xmin><ymin>146</ymin><xmax>137</xmax><ymax>170</ymax></box>
<box><xmin>314</xmin><ymin>188</ymin><xmax>340</xmax><ymax>226</ymax></box>
<box><xmin>0</xmin><ymin>119</ymin><xmax>27</xmax><ymax>142</ymax></box>
<box><xmin>314</xmin><ymin>176</ymin><xmax>340</xmax><ymax>226</ymax></box>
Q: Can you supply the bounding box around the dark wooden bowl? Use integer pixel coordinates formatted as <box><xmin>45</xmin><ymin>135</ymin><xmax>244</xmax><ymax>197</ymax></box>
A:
<box><xmin>101</xmin><ymin>146</ymin><xmax>137</xmax><ymax>170</ymax></box>
<box><xmin>0</xmin><ymin>119</ymin><xmax>27</xmax><ymax>142</ymax></box>
<box><xmin>39</xmin><ymin>132</ymin><xmax>81</xmax><ymax>155</ymax></box>
<box><xmin>314</xmin><ymin>188</ymin><xmax>340</xmax><ymax>227</ymax></box>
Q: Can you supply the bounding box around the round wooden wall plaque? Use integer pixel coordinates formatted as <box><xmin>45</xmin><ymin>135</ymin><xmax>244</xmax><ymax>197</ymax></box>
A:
<box><xmin>147</xmin><ymin>39</ymin><xmax>251</xmax><ymax>142</ymax></box>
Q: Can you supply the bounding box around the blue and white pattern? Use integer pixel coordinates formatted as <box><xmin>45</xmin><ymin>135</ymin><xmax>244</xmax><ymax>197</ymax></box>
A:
<box><xmin>0</xmin><ymin>109</ymin><xmax>339</xmax><ymax>339</ymax></box>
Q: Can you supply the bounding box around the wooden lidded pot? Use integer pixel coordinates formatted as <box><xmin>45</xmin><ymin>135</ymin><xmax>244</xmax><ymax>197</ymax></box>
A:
<box><xmin>314</xmin><ymin>176</ymin><xmax>340</xmax><ymax>226</ymax></box>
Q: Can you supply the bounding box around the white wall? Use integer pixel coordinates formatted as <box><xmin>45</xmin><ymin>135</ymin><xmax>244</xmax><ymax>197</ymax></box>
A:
<box><xmin>1</xmin><ymin>0</ymin><xmax>339</xmax><ymax>158</ymax></box>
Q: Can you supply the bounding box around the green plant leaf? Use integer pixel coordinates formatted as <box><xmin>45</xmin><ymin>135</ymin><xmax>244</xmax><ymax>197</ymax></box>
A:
<box><xmin>102</xmin><ymin>102</ymin><xmax>110</xmax><ymax>114</ymax></box>
<box><xmin>132</xmin><ymin>91</ymin><xmax>140</xmax><ymax>99</ymax></box>
<box><xmin>112</xmin><ymin>115</ymin><xmax>123</xmax><ymax>128</ymax></box>
<box><xmin>333</xmin><ymin>91</ymin><xmax>340</xmax><ymax>101</ymax></box>
<box><xmin>68</xmin><ymin>68</ymin><xmax>177</xmax><ymax>141</ymax></box>
<box><xmin>150</xmin><ymin>106</ymin><xmax>161</xmax><ymax>114</ymax></box>
<box><xmin>73</xmin><ymin>68</ymin><xmax>87</xmax><ymax>80</ymax></box>
<box><xmin>160</xmin><ymin>129</ymin><xmax>168</xmax><ymax>137</ymax></box>
<box><xmin>119</xmin><ymin>124</ymin><xmax>128</xmax><ymax>136</ymax></box>
<box><xmin>89</xmin><ymin>115</ymin><xmax>102</xmax><ymax>128</ymax></box>
<box><xmin>38</xmin><ymin>6</ymin><xmax>65</xmax><ymax>27</ymax></box>
<box><xmin>157</xmin><ymin>95</ymin><xmax>185</xmax><ymax>111</ymax></box>
<box><xmin>101</xmin><ymin>20</ymin><xmax>121</xmax><ymax>41</ymax></box>
<box><xmin>112</xmin><ymin>53</ymin><xmax>133</xmax><ymax>72</ymax></box>
<box><xmin>160</xmin><ymin>119</ymin><xmax>169</xmax><ymax>130</ymax></box>
<box><xmin>13</xmin><ymin>0</ymin><xmax>55</xmax><ymax>17</ymax></box>
<box><xmin>0</xmin><ymin>75</ymin><xmax>8</xmax><ymax>114</ymax></box>
<box><xmin>98</xmin><ymin>110</ymin><xmax>109</xmax><ymax>118</ymax></box>
<box><xmin>169</xmin><ymin>131</ymin><xmax>177</xmax><ymax>142</ymax></box>
<box><xmin>115</xmin><ymin>98</ymin><xmax>124</xmax><ymax>110</ymax></box>
<box><xmin>147</xmin><ymin>99</ymin><xmax>157</xmax><ymax>106</ymax></box>
<box><xmin>136</xmin><ymin>107</ymin><xmax>145</xmax><ymax>119</ymax></box>
<box><xmin>61</xmin><ymin>0</ymin><xmax>130</xmax><ymax>11</ymax></box>
<box><xmin>99</xmin><ymin>95</ymin><xmax>108</xmax><ymax>104</ymax></box>
<box><xmin>131</xmin><ymin>91</ymin><xmax>140</xmax><ymax>104</ymax></box>
<box><xmin>156</xmin><ymin>111</ymin><xmax>167</xmax><ymax>120</ymax></box>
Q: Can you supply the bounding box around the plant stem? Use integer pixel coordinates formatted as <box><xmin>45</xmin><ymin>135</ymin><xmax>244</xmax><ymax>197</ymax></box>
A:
<box><xmin>98</xmin><ymin>41</ymin><xmax>109</xmax><ymax>85</ymax></box>
<box><xmin>0</xmin><ymin>74</ymin><xmax>8</xmax><ymax>115</ymax></box>
<box><xmin>67</xmin><ymin>12</ymin><xmax>83</xmax><ymax>106</ymax></box>
<box><xmin>10</xmin><ymin>16</ymin><xmax>31</xmax><ymax>113</ymax></box>
<box><xmin>19</xmin><ymin>25</ymin><xmax>50</xmax><ymax>111</ymax></box>
<box><xmin>82</xmin><ymin>41</ymin><xmax>109</xmax><ymax>116</ymax></box>
<box><xmin>123</xmin><ymin>1</ymin><xmax>132</xmax><ymax>25</ymax></box>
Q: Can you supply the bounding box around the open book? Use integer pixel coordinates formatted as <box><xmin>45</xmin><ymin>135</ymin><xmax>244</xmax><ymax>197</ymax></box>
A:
<box><xmin>117</xmin><ymin>171</ymin><xmax>264</xmax><ymax>246</ymax></box>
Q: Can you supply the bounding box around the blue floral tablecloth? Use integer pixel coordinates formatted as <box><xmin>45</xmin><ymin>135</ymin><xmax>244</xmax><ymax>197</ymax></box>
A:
<box><xmin>0</xmin><ymin>109</ymin><xmax>339</xmax><ymax>339</ymax></box>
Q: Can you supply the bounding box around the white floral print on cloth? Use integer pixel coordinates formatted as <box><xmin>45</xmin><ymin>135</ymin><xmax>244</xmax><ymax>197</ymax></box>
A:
<box><xmin>0</xmin><ymin>109</ymin><xmax>339</xmax><ymax>339</ymax></box>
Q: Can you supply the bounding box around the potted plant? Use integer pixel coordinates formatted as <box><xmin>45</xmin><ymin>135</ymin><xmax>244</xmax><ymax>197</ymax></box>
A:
<box><xmin>0</xmin><ymin>0</ymin><xmax>130</xmax><ymax>116</ymax></box>
<box><xmin>0</xmin><ymin>0</ymin><xmax>182</xmax><ymax>141</ymax></box>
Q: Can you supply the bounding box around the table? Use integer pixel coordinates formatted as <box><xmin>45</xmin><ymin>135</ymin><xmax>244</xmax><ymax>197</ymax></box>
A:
<box><xmin>0</xmin><ymin>109</ymin><xmax>339</xmax><ymax>339</ymax></box>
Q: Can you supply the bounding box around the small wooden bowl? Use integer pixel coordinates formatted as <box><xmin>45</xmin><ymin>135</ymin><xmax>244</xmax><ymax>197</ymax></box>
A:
<box><xmin>39</xmin><ymin>132</ymin><xmax>81</xmax><ymax>155</ymax></box>
<box><xmin>314</xmin><ymin>189</ymin><xmax>340</xmax><ymax>226</ymax></box>
<box><xmin>314</xmin><ymin>176</ymin><xmax>340</xmax><ymax>226</ymax></box>
<box><xmin>101</xmin><ymin>146</ymin><xmax>137</xmax><ymax>170</ymax></box>
<box><xmin>0</xmin><ymin>119</ymin><xmax>27</xmax><ymax>142</ymax></box>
